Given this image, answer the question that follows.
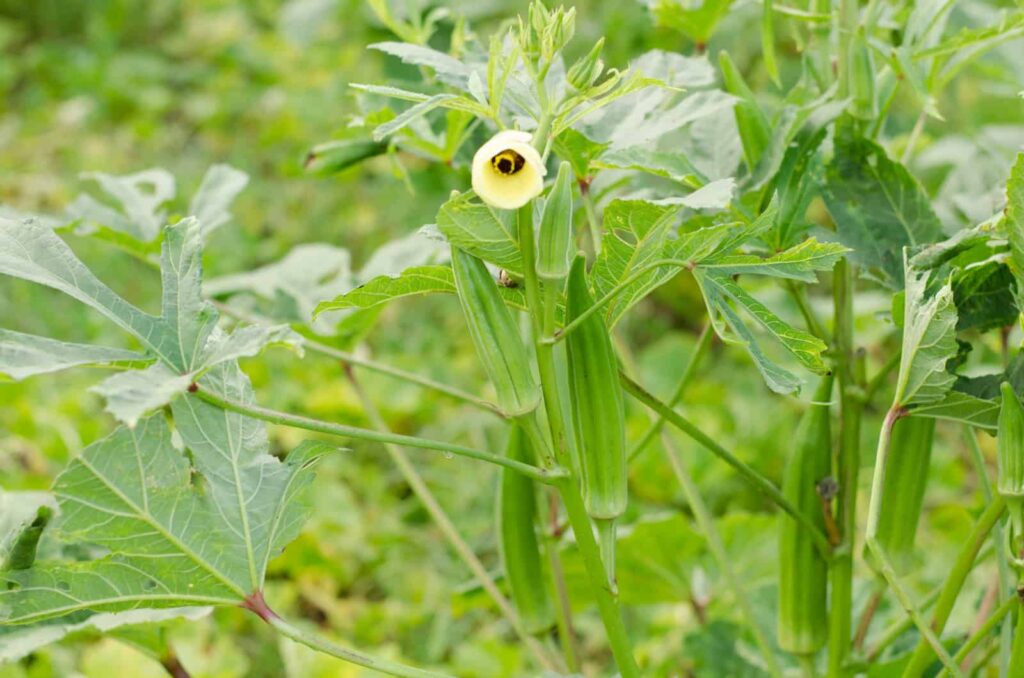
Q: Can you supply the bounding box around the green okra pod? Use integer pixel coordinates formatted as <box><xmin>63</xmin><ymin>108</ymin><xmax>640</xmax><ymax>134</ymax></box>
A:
<box><xmin>875</xmin><ymin>416</ymin><xmax>935</xmax><ymax>574</ymax></box>
<box><xmin>849</xmin><ymin>31</ymin><xmax>876</xmax><ymax>120</ymax></box>
<box><xmin>778</xmin><ymin>376</ymin><xmax>832</xmax><ymax>656</ymax></box>
<box><xmin>718</xmin><ymin>51</ymin><xmax>771</xmax><ymax>172</ymax></box>
<box><xmin>536</xmin><ymin>161</ymin><xmax>574</xmax><ymax>282</ymax></box>
<box><xmin>564</xmin><ymin>255</ymin><xmax>627</xmax><ymax>586</ymax></box>
<box><xmin>451</xmin><ymin>247</ymin><xmax>541</xmax><ymax>417</ymax></box>
<box><xmin>498</xmin><ymin>425</ymin><xmax>555</xmax><ymax>634</ymax></box>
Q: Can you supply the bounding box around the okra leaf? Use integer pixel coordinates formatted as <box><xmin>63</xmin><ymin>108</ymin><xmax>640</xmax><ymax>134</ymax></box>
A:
<box><xmin>68</xmin><ymin>169</ymin><xmax>176</xmax><ymax>242</ymax></box>
<box><xmin>369</xmin><ymin>42</ymin><xmax>472</xmax><ymax>89</ymax></box>
<box><xmin>699</xmin><ymin>238</ymin><xmax>848</xmax><ymax>282</ymax></box>
<box><xmin>908</xmin><ymin>392</ymin><xmax>1001</xmax><ymax>430</ymax></box>
<box><xmin>371</xmin><ymin>94</ymin><xmax>460</xmax><ymax>141</ymax></box>
<box><xmin>0</xmin><ymin>329</ymin><xmax>147</xmax><ymax>381</ymax></box>
<box><xmin>0</xmin><ymin>218</ymin><xmax>300</xmax><ymax>423</ymax></box>
<box><xmin>0</xmin><ymin>607</ymin><xmax>210</xmax><ymax>664</ymax></box>
<box><xmin>1006</xmin><ymin>154</ymin><xmax>1024</xmax><ymax>312</ymax></box>
<box><xmin>893</xmin><ymin>255</ymin><xmax>958</xmax><ymax>407</ymax></box>
<box><xmin>436</xmin><ymin>192</ymin><xmax>523</xmax><ymax>274</ymax></box>
<box><xmin>951</xmin><ymin>260</ymin><xmax>1018</xmax><ymax>332</ymax></box>
<box><xmin>699</xmin><ymin>271</ymin><xmax>829</xmax><ymax>375</ymax></box>
<box><xmin>188</xmin><ymin>164</ymin><xmax>249</xmax><ymax>236</ymax></box>
<box><xmin>314</xmin><ymin>264</ymin><xmax>528</xmax><ymax>314</ymax></box>
<box><xmin>695</xmin><ymin>270</ymin><xmax>803</xmax><ymax>394</ymax></box>
<box><xmin>0</xmin><ymin>364</ymin><xmax>324</xmax><ymax>627</ymax></box>
<box><xmin>823</xmin><ymin>127</ymin><xmax>943</xmax><ymax>289</ymax></box>
<box><xmin>596</xmin><ymin>146</ymin><xmax>704</xmax><ymax>184</ymax></box>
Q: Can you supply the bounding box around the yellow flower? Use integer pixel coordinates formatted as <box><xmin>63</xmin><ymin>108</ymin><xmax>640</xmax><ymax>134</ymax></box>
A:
<box><xmin>471</xmin><ymin>130</ymin><xmax>546</xmax><ymax>210</ymax></box>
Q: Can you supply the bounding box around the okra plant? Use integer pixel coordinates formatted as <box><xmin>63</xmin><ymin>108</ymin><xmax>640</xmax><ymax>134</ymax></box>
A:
<box><xmin>2</xmin><ymin>1</ymin><xmax>1024</xmax><ymax>677</ymax></box>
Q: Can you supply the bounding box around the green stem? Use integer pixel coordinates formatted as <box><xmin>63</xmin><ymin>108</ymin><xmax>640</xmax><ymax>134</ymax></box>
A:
<box><xmin>269</xmin><ymin>615</ymin><xmax>452</xmax><ymax>678</ymax></box>
<box><xmin>787</xmin><ymin>280</ymin><xmax>829</xmax><ymax>342</ymax></box>
<box><xmin>828</xmin><ymin>258</ymin><xmax>862</xmax><ymax>678</ymax></box>
<box><xmin>346</xmin><ymin>369</ymin><xmax>559</xmax><ymax>672</ymax></box>
<box><xmin>866</xmin><ymin>585</ymin><xmax>942</xmax><ymax>661</ymax></box>
<box><xmin>192</xmin><ymin>386</ymin><xmax>561</xmax><ymax>484</ymax></box>
<box><xmin>965</xmin><ymin>424</ymin><xmax>1015</xmax><ymax>676</ymax></box>
<box><xmin>1009</xmin><ymin>597</ymin><xmax>1024</xmax><ymax>676</ymax></box>
<box><xmin>518</xmin><ymin>180</ymin><xmax>640</xmax><ymax>674</ymax></box>
<box><xmin>581</xmin><ymin>188</ymin><xmax>603</xmax><ymax>255</ymax></box>
<box><xmin>900</xmin><ymin>494</ymin><xmax>1006</xmax><ymax>676</ymax></box>
<box><xmin>620</xmin><ymin>372</ymin><xmax>833</xmax><ymax>558</ymax></box>
<box><xmin>628</xmin><ymin>323</ymin><xmax>713</xmax><ymax>462</ymax></box>
<box><xmin>662</xmin><ymin>431</ymin><xmax>784</xmax><ymax>678</ymax></box>
<box><xmin>936</xmin><ymin>595</ymin><xmax>1017</xmax><ymax>677</ymax></box>
<box><xmin>866</xmin><ymin>408</ymin><xmax>966</xmax><ymax>678</ymax></box>
<box><xmin>863</xmin><ymin>349</ymin><xmax>900</xmax><ymax>406</ymax></box>
<box><xmin>556</xmin><ymin>478</ymin><xmax>641</xmax><ymax>678</ymax></box>
<box><xmin>213</xmin><ymin>302</ymin><xmax>502</xmax><ymax>416</ymax></box>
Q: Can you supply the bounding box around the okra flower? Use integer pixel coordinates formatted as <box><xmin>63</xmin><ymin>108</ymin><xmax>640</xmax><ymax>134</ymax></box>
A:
<box><xmin>471</xmin><ymin>130</ymin><xmax>546</xmax><ymax>210</ymax></box>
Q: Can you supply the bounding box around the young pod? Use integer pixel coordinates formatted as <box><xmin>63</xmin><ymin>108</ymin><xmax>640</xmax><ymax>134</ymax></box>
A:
<box><xmin>718</xmin><ymin>51</ymin><xmax>771</xmax><ymax>172</ymax></box>
<box><xmin>848</xmin><ymin>31</ymin><xmax>876</xmax><ymax>120</ymax></box>
<box><xmin>778</xmin><ymin>376</ymin><xmax>832</xmax><ymax>656</ymax></box>
<box><xmin>451</xmin><ymin>247</ymin><xmax>541</xmax><ymax>416</ymax></box>
<box><xmin>498</xmin><ymin>426</ymin><xmax>555</xmax><ymax>634</ymax></box>
<box><xmin>536</xmin><ymin>162</ymin><xmax>574</xmax><ymax>281</ymax></box>
<box><xmin>564</xmin><ymin>256</ymin><xmax>627</xmax><ymax>583</ymax></box>
<box><xmin>998</xmin><ymin>382</ymin><xmax>1024</xmax><ymax>502</ymax></box>
<box><xmin>875</xmin><ymin>416</ymin><xmax>935</xmax><ymax>574</ymax></box>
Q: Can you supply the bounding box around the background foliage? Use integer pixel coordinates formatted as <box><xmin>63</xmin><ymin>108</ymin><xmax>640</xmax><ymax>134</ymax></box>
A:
<box><xmin>0</xmin><ymin>0</ymin><xmax>1022</xmax><ymax>676</ymax></box>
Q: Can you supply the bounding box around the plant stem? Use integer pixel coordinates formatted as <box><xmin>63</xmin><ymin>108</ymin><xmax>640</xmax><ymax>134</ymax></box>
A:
<box><xmin>787</xmin><ymin>280</ymin><xmax>829</xmax><ymax>342</ymax></box>
<box><xmin>346</xmin><ymin>368</ymin><xmax>560</xmax><ymax>672</ymax></box>
<box><xmin>628</xmin><ymin>323</ymin><xmax>713</xmax><ymax>462</ymax></box>
<box><xmin>580</xmin><ymin>188</ymin><xmax>603</xmax><ymax>255</ymax></box>
<box><xmin>1009</xmin><ymin>596</ymin><xmax>1024</xmax><ymax>675</ymax></box>
<box><xmin>213</xmin><ymin>302</ymin><xmax>502</xmax><ymax>416</ymax></box>
<box><xmin>192</xmin><ymin>386</ymin><xmax>561</xmax><ymax>484</ymax></box>
<box><xmin>866</xmin><ymin>585</ymin><xmax>942</xmax><ymax>661</ymax></box>
<box><xmin>269</xmin><ymin>615</ymin><xmax>452</xmax><ymax>678</ymax></box>
<box><xmin>900</xmin><ymin>494</ymin><xmax>1006</xmax><ymax>676</ymax></box>
<box><xmin>620</xmin><ymin>372</ymin><xmax>834</xmax><ymax>558</ymax></box>
<box><xmin>518</xmin><ymin>197</ymin><xmax>640</xmax><ymax>676</ymax></box>
<box><xmin>965</xmin><ymin>425</ymin><xmax>1015</xmax><ymax>676</ymax></box>
<box><xmin>866</xmin><ymin>407</ymin><xmax>966</xmax><ymax>678</ymax></box>
<box><xmin>937</xmin><ymin>595</ymin><xmax>1018</xmax><ymax>677</ymax></box>
<box><xmin>828</xmin><ymin>258</ymin><xmax>862</xmax><ymax>678</ymax></box>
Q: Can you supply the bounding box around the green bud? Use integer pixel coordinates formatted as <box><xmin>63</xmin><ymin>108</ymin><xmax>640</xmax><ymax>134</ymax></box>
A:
<box><xmin>998</xmin><ymin>382</ymin><xmax>1024</xmax><ymax>500</ymax></box>
<box><xmin>567</xmin><ymin>38</ymin><xmax>605</xmax><ymax>91</ymax></box>
<box><xmin>536</xmin><ymin>162</ymin><xmax>574</xmax><ymax>281</ymax></box>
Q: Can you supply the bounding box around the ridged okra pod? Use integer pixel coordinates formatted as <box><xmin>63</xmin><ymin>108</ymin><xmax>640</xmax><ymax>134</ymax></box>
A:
<box><xmin>498</xmin><ymin>425</ymin><xmax>555</xmax><ymax>634</ymax></box>
<box><xmin>778</xmin><ymin>376</ymin><xmax>832</xmax><ymax>656</ymax></box>
<box><xmin>999</xmin><ymin>382</ymin><xmax>1024</xmax><ymax>569</ymax></box>
<box><xmin>875</xmin><ymin>416</ymin><xmax>935</xmax><ymax>574</ymax></box>
<box><xmin>564</xmin><ymin>255</ymin><xmax>626</xmax><ymax>584</ymax></box>
<box><xmin>718</xmin><ymin>51</ymin><xmax>771</xmax><ymax>172</ymax></box>
<box><xmin>535</xmin><ymin>161</ymin><xmax>574</xmax><ymax>282</ymax></box>
<box><xmin>451</xmin><ymin>247</ymin><xmax>541</xmax><ymax>417</ymax></box>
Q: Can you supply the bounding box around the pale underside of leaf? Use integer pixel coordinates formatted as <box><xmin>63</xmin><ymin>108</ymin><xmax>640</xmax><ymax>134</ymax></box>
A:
<box><xmin>0</xmin><ymin>329</ymin><xmax>147</xmax><ymax>381</ymax></box>
<box><xmin>894</xmin><ymin>259</ymin><xmax>958</xmax><ymax>407</ymax></box>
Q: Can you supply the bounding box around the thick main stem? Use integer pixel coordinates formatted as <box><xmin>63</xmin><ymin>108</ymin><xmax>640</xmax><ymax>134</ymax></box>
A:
<box><xmin>828</xmin><ymin>258</ymin><xmax>862</xmax><ymax>678</ymax></box>
<box><xmin>346</xmin><ymin>369</ymin><xmax>559</xmax><ymax>672</ymax></box>
<box><xmin>518</xmin><ymin>203</ymin><xmax>641</xmax><ymax>677</ymax></box>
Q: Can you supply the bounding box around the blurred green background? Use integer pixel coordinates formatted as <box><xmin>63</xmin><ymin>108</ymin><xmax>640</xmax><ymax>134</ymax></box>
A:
<box><xmin>1</xmin><ymin>1</ymin><xmax>1022</xmax><ymax>676</ymax></box>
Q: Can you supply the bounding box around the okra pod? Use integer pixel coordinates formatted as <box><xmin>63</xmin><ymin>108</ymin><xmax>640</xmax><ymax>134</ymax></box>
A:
<box><xmin>849</xmin><ymin>31</ymin><xmax>876</xmax><ymax>120</ymax></box>
<box><xmin>778</xmin><ymin>376</ymin><xmax>832</xmax><ymax>656</ymax></box>
<box><xmin>498</xmin><ymin>425</ymin><xmax>555</xmax><ymax>634</ymax></box>
<box><xmin>564</xmin><ymin>255</ymin><xmax>627</xmax><ymax>585</ymax></box>
<box><xmin>875</xmin><ymin>416</ymin><xmax>935</xmax><ymax>574</ymax></box>
<box><xmin>999</xmin><ymin>382</ymin><xmax>1024</xmax><ymax>570</ymax></box>
<box><xmin>718</xmin><ymin>51</ymin><xmax>771</xmax><ymax>172</ymax></box>
<box><xmin>536</xmin><ymin>161</ymin><xmax>574</xmax><ymax>282</ymax></box>
<box><xmin>451</xmin><ymin>247</ymin><xmax>541</xmax><ymax>417</ymax></box>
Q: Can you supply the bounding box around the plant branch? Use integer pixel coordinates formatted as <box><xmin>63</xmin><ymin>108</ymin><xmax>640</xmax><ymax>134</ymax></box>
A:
<box><xmin>620</xmin><ymin>372</ymin><xmax>834</xmax><ymax>559</ymax></box>
<box><xmin>269</xmin><ymin>615</ymin><xmax>452</xmax><ymax>678</ymax></box>
<box><xmin>937</xmin><ymin>595</ymin><xmax>1018</xmax><ymax>677</ymax></box>
<box><xmin>191</xmin><ymin>386</ymin><xmax>562</xmax><ymax>484</ymax></box>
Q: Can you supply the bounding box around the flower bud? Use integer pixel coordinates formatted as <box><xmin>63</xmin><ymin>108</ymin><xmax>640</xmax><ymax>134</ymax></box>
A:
<box><xmin>567</xmin><ymin>38</ymin><xmax>605</xmax><ymax>91</ymax></box>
